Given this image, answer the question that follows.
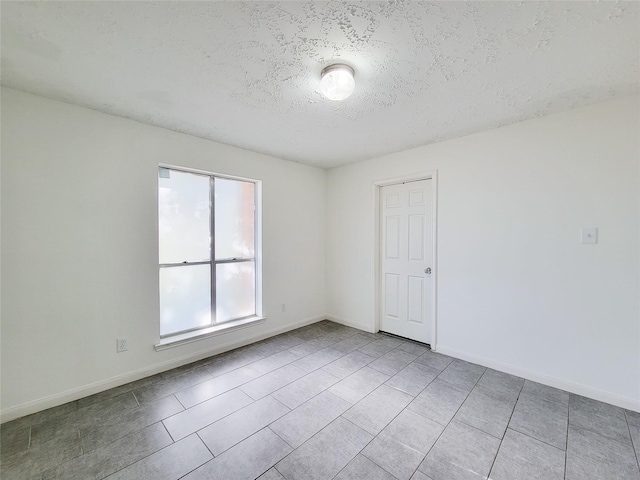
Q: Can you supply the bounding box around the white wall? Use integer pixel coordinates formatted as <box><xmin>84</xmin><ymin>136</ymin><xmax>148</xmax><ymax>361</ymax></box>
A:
<box><xmin>2</xmin><ymin>89</ymin><xmax>638</xmax><ymax>420</ymax></box>
<box><xmin>326</xmin><ymin>96</ymin><xmax>640</xmax><ymax>410</ymax></box>
<box><xmin>1</xmin><ymin>88</ymin><xmax>327</xmax><ymax>421</ymax></box>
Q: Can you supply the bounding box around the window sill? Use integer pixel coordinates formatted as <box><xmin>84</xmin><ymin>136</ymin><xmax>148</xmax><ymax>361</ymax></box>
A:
<box><xmin>154</xmin><ymin>316</ymin><xmax>266</xmax><ymax>351</ymax></box>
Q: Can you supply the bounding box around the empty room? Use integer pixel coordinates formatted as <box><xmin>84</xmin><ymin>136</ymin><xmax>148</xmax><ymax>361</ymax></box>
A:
<box><xmin>1</xmin><ymin>1</ymin><xmax>639</xmax><ymax>479</ymax></box>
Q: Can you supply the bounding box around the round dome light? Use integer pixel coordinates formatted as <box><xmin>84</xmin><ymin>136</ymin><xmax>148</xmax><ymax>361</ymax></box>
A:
<box><xmin>320</xmin><ymin>64</ymin><xmax>355</xmax><ymax>101</ymax></box>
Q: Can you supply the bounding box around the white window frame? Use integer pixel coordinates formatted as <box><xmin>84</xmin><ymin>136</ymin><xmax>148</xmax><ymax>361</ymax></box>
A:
<box><xmin>155</xmin><ymin>165</ymin><xmax>264</xmax><ymax>350</ymax></box>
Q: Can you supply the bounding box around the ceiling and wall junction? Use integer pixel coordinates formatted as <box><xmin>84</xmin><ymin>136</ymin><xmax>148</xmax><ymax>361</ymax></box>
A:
<box><xmin>1</xmin><ymin>1</ymin><xmax>638</xmax><ymax>168</ymax></box>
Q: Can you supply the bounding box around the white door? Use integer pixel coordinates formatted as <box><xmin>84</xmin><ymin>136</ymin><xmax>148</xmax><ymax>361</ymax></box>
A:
<box><xmin>380</xmin><ymin>179</ymin><xmax>433</xmax><ymax>343</ymax></box>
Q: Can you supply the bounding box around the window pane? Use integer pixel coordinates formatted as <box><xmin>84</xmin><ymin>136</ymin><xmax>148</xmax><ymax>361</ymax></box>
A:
<box><xmin>214</xmin><ymin>178</ymin><xmax>254</xmax><ymax>260</ymax></box>
<box><xmin>160</xmin><ymin>265</ymin><xmax>211</xmax><ymax>335</ymax></box>
<box><xmin>216</xmin><ymin>261</ymin><xmax>255</xmax><ymax>322</ymax></box>
<box><xmin>159</xmin><ymin>169</ymin><xmax>210</xmax><ymax>264</ymax></box>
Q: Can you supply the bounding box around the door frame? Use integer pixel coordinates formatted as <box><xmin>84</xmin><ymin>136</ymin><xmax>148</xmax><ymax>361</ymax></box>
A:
<box><xmin>373</xmin><ymin>170</ymin><xmax>438</xmax><ymax>350</ymax></box>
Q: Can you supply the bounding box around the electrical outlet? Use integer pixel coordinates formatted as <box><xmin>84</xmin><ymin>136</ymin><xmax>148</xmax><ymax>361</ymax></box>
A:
<box><xmin>581</xmin><ymin>227</ymin><xmax>598</xmax><ymax>244</ymax></box>
<box><xmin>281</xmin><ymin>303</ymin><xmax>286</xmax><ymax>312</ymax></box>
<box><xmin>116</xmin><ymin>338</ymin><xmax>128</xmax><ymax>353</ymax></box>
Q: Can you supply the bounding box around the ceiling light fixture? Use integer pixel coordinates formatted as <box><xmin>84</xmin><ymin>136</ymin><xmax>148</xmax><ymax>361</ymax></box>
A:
<box><xmin>320</xmin><ymin>64</ymin><xmax>355</xmax><ymax>101</ymax></box>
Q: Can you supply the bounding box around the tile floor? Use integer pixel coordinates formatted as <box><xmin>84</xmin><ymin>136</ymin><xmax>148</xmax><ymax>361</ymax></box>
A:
<box><xmin>2</xmin><ymin>320</ymin><xmax>639</xmax><ymax>480</ymax></box>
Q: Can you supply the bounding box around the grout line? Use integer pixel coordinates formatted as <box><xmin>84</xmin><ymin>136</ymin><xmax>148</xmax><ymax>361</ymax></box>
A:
<box><xmin>353</xmin><ymin>351</ymin><xmax>481</xmax><ymax>480</ymax></box>
<box><xmin>624</xmin><ymin>411</ymin><xmax>640</xmax><ymax>474</ymax></box>
<box><xmin>2</xmin><ymin>324</ymin><xmax>346</xmax><ymax>469</ymax></box>
<box><xmin>159</xmin><ymin>419</ymin><xmax>176</xmax><ymax>444</ymax></box>
<box><xmin>270</xmin><ymin>374</ymin><xmax>341</xmax><ymax>409</ymax></box>
<box><xmin>564</xmin><ymin>400</ymin><xmax>570</xmax><ymax>480</ymax></box>
<box><xmin>407</xmin><ymin>424</ymin><xmax>445</xmax><ymax>479</ymax></box>
<box><xmin>568</xmin><ymin>415</ymin><xmax>635</xmax><ymax>449</ymax></box>
<box><xmin>77</xmin><ymin>429</ymin><xmax>83</xmax><ymax>455</ymax></box>
<box><xmin>9</xmin><ymin>322</ymin><xmax>633</xmax><ymax>480</ymax></box>
<box><xmin>296</xmin><ymin>373</ymin><xmax>407</xmax><ymax>477</ymax></box>
<box><xmin>195</xmin><ymin>430</ymin><xmax>216</xmax><ymax>458</ymax></box>
<box><xmin>267</xmin><ymin>425</ymin><xmax>296</xmax><ymax>450</ymax></box>
<box><xmin>330</xmin><ymin>455</ymin><xmax>358</xmax><ymax>479</ymax></box>
<box><xmin>487</xmin><ymin>434</ymin><xmax>503</xmax><ymax>480</ymax></box>
<box><xmin>405</xmin><ymin>366</ymin><xmax>479</xmax><ymax>479</ymax></box>
<box><xmin>167</xmin><ymin>355</ymin><xmax>301</xmax><ymax>410</ymax></box>
<box><xmin>273</xmin><ymin>465</ymin><xmax>287</xmax><ymax>479</ymax></box>
<box><xmin>465</xmin><ymin>368</ymin><xmax>515</xmax><ymax>479</ymax></box>
<box><xmin>505</xmin><ymin>424</ymin><xmax>567</xmax><ymax>452</ymax></box>
<box><xmin>172</xmin><ymin>392</ymin><xmax>188</xmax><ymax>410</ymax></box>
<box><xmin>156</xmin><ymin>333</ymin><xmax>358</xmax><ymax>450</ymax></box>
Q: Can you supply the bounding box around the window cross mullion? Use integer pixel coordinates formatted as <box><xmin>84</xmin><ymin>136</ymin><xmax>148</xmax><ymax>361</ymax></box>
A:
<box><xmin>210</xmin><ymin>175</ymin><xmax>216</xmax><ymax>326</ymax></box>
<box><xmin>159</xmin><ymin>166</ymin><xmax>259</xmax><ymax>338</ymax></box>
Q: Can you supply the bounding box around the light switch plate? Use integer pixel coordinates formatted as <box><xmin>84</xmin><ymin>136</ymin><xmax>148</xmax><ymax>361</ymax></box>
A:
<box><xmin>581</xmin><ymin>227</ymin><xmax>597</xmax><ymax>244</ymax></box>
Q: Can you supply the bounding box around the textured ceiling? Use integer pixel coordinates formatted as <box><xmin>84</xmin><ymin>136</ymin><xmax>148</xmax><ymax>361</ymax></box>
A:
<box><xmin>1</xmin><ymin>1</ymin><xmax>638</xmax><ymax>168</ymax></box>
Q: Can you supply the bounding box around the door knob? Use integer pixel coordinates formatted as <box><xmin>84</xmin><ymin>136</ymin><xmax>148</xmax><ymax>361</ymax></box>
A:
<box><xmin>425</xmin><ymin>267</ymin><xmax>432</xmax><ymax>274</ymax></box>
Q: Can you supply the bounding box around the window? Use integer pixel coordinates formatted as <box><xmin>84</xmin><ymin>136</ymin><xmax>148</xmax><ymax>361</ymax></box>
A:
<box><xmin>158</xmin><ymin>166</ymin><xmax>261</xmax><ymax>341</ymax></box>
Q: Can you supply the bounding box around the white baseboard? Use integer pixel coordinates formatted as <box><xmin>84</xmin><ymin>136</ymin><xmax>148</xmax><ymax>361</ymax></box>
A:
<box><xmin>326</xmin><ymin>314</ymin><xmax>375</xmax><ymax>333</ymax></box>
<box><xmin>8</xmin><ymin>317</ymin><xmax>635</xmax><ymax>422</ymax></box>
<box><xmin>0</xmin><ymin>315</ymin><xmax>325</xmax><ymax>424</ymax></box>
<box><xmin>437</xmin><ymin>344</ymin><xmax>640</xmax><ymax>413</ymax></box>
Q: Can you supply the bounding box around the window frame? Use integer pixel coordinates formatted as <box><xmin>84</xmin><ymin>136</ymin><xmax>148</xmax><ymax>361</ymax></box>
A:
<box><xmin>156</xmin><ymin>164</ymin><xmax>263</xmax><ymax>348</ymax></box>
